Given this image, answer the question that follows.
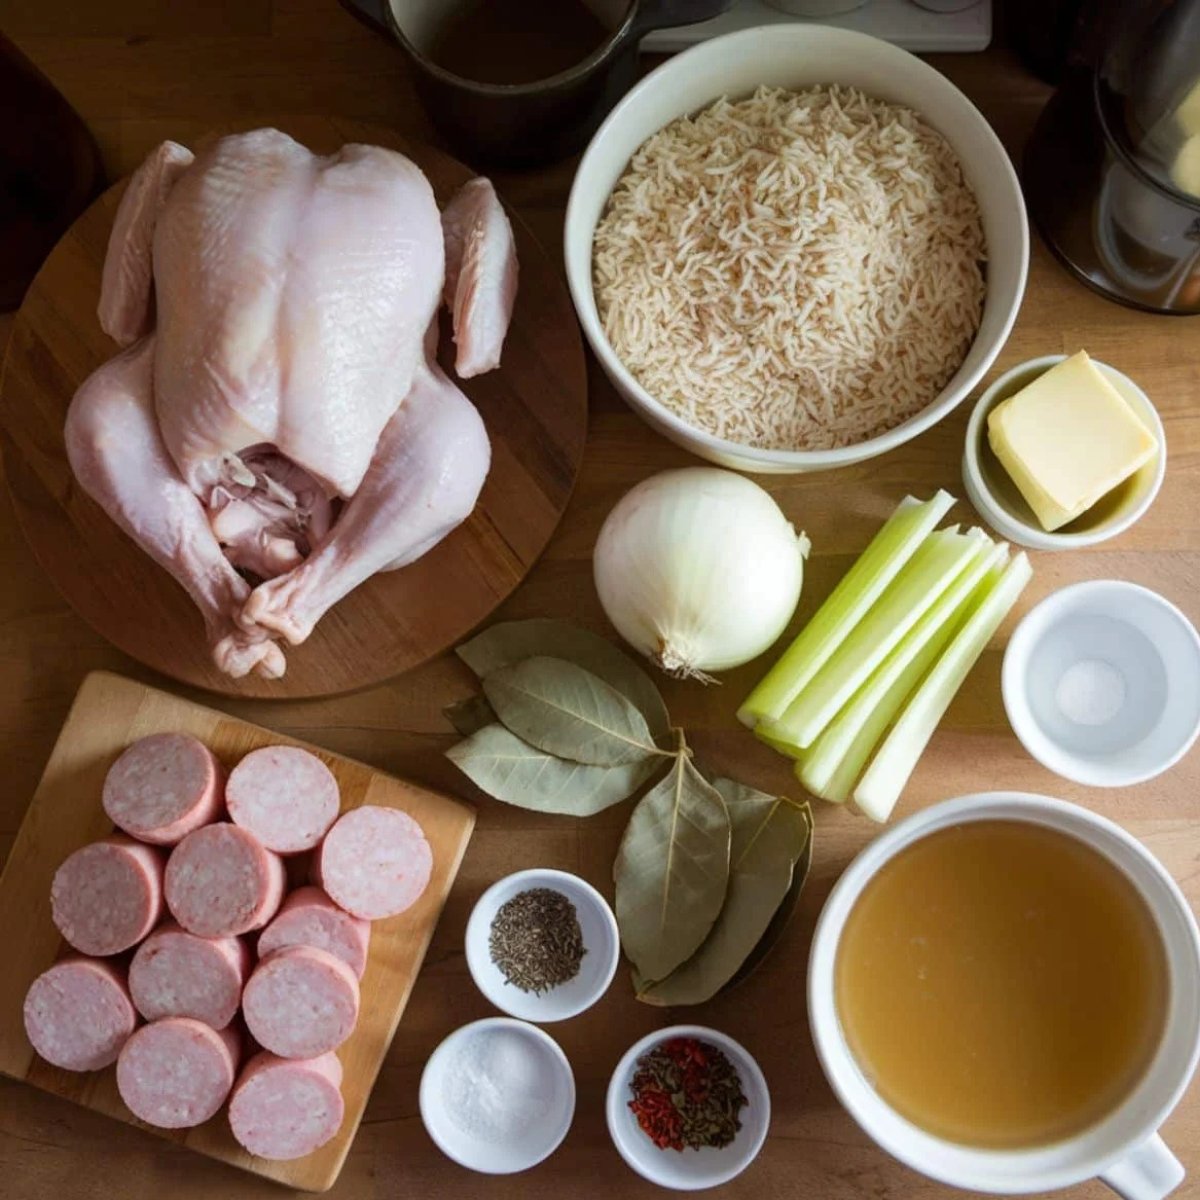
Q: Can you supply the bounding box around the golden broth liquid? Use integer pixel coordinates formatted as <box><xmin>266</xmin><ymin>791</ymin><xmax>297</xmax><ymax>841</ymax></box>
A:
<box><xmin>836</xmin><ymin>820</ymin><xmax>1168</xmax><ymax>1149</ymax></box>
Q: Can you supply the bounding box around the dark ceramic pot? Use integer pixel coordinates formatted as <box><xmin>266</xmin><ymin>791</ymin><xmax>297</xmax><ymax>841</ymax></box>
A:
<box><xmin>338</xmin><ymin>0</ymin><xmax>732</xmax><ymax>167</ymax></box>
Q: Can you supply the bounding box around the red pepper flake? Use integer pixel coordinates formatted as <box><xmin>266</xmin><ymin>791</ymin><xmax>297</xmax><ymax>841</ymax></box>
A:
<box><xmin>628</xmin><ymin>1036</ymin><xmax>747</xmax><ymax>1152</ymax></box>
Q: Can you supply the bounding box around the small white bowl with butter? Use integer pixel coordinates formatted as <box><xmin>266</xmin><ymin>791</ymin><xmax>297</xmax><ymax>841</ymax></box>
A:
<box><xmin>963</xmin><ymin>353</ymin><xmax>1165</xmax><ymax>549</ymax></box>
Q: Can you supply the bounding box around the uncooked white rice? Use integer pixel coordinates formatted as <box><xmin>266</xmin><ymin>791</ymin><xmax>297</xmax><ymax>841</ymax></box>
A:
<box><xmin>592</xmin><ymin>85</ymin><xmax>987</xmax><ymax>450</ymax></box>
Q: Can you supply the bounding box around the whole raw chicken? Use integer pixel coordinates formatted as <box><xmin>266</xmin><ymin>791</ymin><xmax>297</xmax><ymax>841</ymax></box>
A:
<box><xmin>66</xmin><ymin>129</ymin><xmax>518</xmax><ymax>680</ymax></box>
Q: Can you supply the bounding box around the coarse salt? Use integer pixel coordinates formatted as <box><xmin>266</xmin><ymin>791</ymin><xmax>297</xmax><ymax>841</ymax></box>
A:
<box><xmin>443</xmin><ymin>1027</ymin><xmax>553</xmax><ymax>1144</ymax></box>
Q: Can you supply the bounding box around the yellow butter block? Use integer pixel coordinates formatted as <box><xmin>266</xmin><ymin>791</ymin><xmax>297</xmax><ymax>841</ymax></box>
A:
<box><xmin>987</xmin><ymin>351</ymin><xmax>1158</xmax><ymax>532</ymax></box>
<box><xmin>1177</xmin><ymin>79</ymin><xmax>1200</xmax><ymax>137</ymax></box>
<box><xmin>1172</xmin><ymin>134</ymin><xmax>1200</xmax><ymax>199</ymax></box>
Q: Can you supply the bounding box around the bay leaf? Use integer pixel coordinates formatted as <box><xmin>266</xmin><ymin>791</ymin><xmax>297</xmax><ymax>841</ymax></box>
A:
<box><xmin>614</xmin><ymin>746</ymin><xmax>731</xmax><ymax>982</ymax></box>
<box><xmin>447</xmin><ymin>723</ymin><xmax>661</xmax><ymax>815</ymax></box>
<box><xmin>483</xmin><ymin>656</ymin><xmax>664</xmax><ymax>767</ymax></box>
<box><xmin>456</xmin><ymin>619</ymin><xmax>671</xmax><ymax>742</ymax></box>
<box><xmin>636</xmin><ymin>781</ymin><xmax>812</xmax><ymax>1006</ymax></box>
<box><xmin>443</xmin><ymin>694</ymin><xmax>497</xmax><ymax>737</ymax></box>
<box><xmin>724</xmin><ymin>800</ymin><xmax>814</xmax><ymax>993</ymax></box>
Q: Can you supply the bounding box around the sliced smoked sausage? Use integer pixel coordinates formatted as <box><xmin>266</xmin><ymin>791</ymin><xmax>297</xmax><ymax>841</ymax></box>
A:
<box><xmin>165</xmin><ymin>823</ymin><xmax>285</xmax><ymax>937</ymax></box>
<box><xmin>117</xmin><ymin>1017</ymin><xmax>241</xmax><ymax>1129</ymax></box>
<box><xmin>228</xmin><ymin>1051</ymin><xmax>345</xmax><ymax>1160</ymax></box>
<box><xmin>129</xmin><ymin>921</ymin><xmax>250</xmax><ymax>1028</ymax></box>
<box><xmin>51</xmin><ymin>836</ymin><xmax>165</xmax><ymax>955</ymax></box>
<box><xmin>242</xmin><ymin>946</ymin><xmax>360</xmax><ymax>1059</ymax></box>
<box><xmin>102</xmin><ymin>732</ymin><xmax>224</xmax><ymax>845</ymax></box>
<box><xmin>24</xmin><ymin>956</ymin><xmax>137</xmax><ymax>1071</ymax></box>
<box><xmin>226</xmin><ymin>746</ymin><xmax>339</xmax><ymax>854</ymax></box>
<box><xmin>256</xmin><ymin>886</ymin><xmax>370</xmax><ymax>980</ymax></box>
<box><xmin>315</xmin><ymin>805</ymin><xmax>432</xmax><ymax>921</ymax></box>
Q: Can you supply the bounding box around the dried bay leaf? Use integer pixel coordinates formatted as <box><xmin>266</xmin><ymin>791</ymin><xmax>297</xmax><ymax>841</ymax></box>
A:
<box><xmin>614</xmin><ymin>744</ymin><xmax>731</xmax><ymax>982</ymax></box>
<box><xmin>443</xmin><ymin>694</ymin><xmax>497</xmax><ymax>737</ymax></box>
<box><xmin>483</xmin><ymin>656</ymin><xmax>665</xmax><ymax>767</ymax></box>
<box><xmin>456</xmin><ymin>619</ymin><xmax>671</xmax><ymax>742</ymax></box>
<box><xmin>447</xmin><ymin>723</ymin><xmax>661</xmax><ymax>815</ymax></box>
<box><xmin>724</xmin><ymin>804</ymin><xmax>814</xmax><ymax>992</ymax></box>
<box><xmin>636</xmin><ymin>781</ymin><xmax>813</xmax><ymax>1006</ymax></box>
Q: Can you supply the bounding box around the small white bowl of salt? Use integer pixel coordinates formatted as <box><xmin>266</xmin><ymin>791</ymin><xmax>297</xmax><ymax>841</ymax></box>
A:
<box><xmin>1002</xmin><ymin>580</ymin><xmax>1200</xmax><ymax>788</ymax></box>
<box><xmin>420</xmin><ymin>1017</ymin><xmax>575</xmax><ymax>1174</ymax></box>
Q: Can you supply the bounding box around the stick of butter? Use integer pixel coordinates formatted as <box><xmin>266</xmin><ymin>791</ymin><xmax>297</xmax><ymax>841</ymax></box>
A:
<box><xmin>987</xmin><ymin>351</ymin><xmax>1158</xmax><ymax>532</ymax></box>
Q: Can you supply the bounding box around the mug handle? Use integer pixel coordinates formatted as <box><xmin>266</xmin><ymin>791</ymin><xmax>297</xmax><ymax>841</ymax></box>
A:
<box><xmin>1101</xmin><ymin>1134</ymin><xmax>1185</xmax><ymax>1200</ymax></box>
<box><xmin>631</xmin><ymin>0</ymin><xmax>736</xmax><ymax>36</ymax></box>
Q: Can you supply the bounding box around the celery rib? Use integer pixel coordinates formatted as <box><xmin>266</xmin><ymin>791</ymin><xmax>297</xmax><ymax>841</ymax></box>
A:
<box><xmin>771</xmin><ymin>527</ymin><xmax>985</xmax><ymax>748</ymax></box>
<box><xmin>737</xmin><ymin>490</ymin><xmax>955</xmax><ymax>729</ymax></box>
<box><xmin>852</xmin><ymin>552</ymin><xmax>1033</xmax><ymax>824</ymax></box>
<box><xmin>797</xmin><ymin>541</ymin><xmax>1009</xmax><ymax>802</ymax></box>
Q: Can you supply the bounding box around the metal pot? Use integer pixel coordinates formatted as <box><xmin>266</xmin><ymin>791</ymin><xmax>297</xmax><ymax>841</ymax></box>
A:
<box><xmin>338</xmin><ymin>0</ymin><xmax>732</xmax><ymax>167</ymax></box>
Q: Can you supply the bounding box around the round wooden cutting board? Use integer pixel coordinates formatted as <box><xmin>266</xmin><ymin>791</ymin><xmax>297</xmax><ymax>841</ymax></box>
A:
<box><xmin>0</xmin><ymin>119</ymin><xmax>588</xmax><ymax>699</ymax></box>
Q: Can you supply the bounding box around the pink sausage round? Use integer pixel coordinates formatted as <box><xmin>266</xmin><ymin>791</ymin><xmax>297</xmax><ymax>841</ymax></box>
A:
<box><xmin>256</xmin><ymin>887</ymin><xmax>370</xmax><ymax>980</ymax></box>
<box><xmin>24</xmin><ymin>956</ymin><xmax>137</xmax><ymax>1071</ymax></box>
<box><xmin>242</xmin><ymin>946</ymin><xmax>360</xmax><ymax>1059</ymax></box>
<box><xmin>102</xmin><ymin>733</ymin><xmax>224</xmax><ymax>845</ymax></box>
<box><xmin>51</xmin><ymin>836</ymin><xmax>165</xmax><ymax>955</ymax></box>
<box><xmin>228</xmin><ymin>1051</ymin><xmax>345</xmax><ymax>1160</ymax></box>
<box><xmin>226</xmin><ymin>746</ymin><xmax>339</xmax><ymax>855</ymax></box>
<box><xmin>117</xmin><ymin>1017</ymin><xmax>241</xmax><ymax>1129</ymax></box>
<box><xmin>315</xmin><ymin>806</ymin><xmax>432</xmax><ymax>921</ymax></box>
<box><xmin>165</xmin><ymin>824</ymin><xmax>285</xmax><ymax>937</ymax></box>
<box><xmin>129</xmin><ymin>921</ymin><xmax>250</xmax><ymax>1028</ymax></box>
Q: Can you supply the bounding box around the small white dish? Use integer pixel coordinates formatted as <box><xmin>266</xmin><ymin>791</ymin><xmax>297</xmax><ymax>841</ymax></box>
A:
<box><xmin>419</xmin><ymin>1017</ymin><xmax>575</xmax><ymax>1174</ymax></box>
<box><xmin>963</xmin><ymin>354</ymin><xmax>1166</xmax><ymax>550</ymax></box>
<box><xmin>606</xmin><ymin>1024</ymin><xmax>771</xmax><ymax>1190</ymax></box>
<box><xmin>1002</xmin><ymin>580</ymin><xmax>1200</xmax><ymax>787</ymax></box>
<box><xmin>465</xmin><ymin>868</ymin><xmax>619</xmax><ymax>1022</ymax></box>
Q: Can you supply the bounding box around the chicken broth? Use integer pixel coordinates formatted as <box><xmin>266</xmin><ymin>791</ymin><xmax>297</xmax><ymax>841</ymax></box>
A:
<box><xmin>835</xmin><ymin>820</ymin><xmax>1168</xmax><ymax>1149</ymax></box>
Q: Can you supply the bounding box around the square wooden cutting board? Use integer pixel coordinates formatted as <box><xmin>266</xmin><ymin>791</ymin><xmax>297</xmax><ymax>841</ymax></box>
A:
<box><xmin>0</xmin><ymin>670</ymin><xmax>475</xmax><ymax>1191</ymax></box>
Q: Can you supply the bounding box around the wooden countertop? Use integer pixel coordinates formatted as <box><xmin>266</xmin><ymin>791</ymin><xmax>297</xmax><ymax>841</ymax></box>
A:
<box><xmin>1</xmin><ymin>4</ymin><xmax>1197</xmax><ymax>1199</ymax></box>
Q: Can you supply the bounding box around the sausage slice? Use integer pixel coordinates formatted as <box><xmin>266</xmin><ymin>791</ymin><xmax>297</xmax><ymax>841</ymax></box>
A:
<box><xmin>51</xmin><ymin>836</ymin><xmax>165</xmax><ymax>955</ymax></box>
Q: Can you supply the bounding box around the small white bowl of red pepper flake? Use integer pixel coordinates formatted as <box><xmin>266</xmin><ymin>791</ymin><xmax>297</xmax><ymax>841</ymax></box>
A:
<box><xmin>606</xmin><ymin>1024</ymin><xmax>771</xmax><ymax>1189</ymax></box>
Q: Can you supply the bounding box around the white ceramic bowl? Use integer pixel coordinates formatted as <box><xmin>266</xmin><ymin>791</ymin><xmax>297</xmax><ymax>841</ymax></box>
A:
<box><xmin>419</xmin><ymin>1017</ymin><xmax>575</xmax><ymax>1174</ymax></box>
<box><xmin>963</xmin><ymin>355</ymin><xmax>1166</xmax><ymax>549</ymax></box>
<box><xmin>564</xmin><ymin>24</ymin><xmax>1028</xmax><ymax>473</ymax></box>
<box><xmin>606</xmin><ymin>1024</ymin><xmax>771</xmax><ymax>1190</ymax></box>
<box><xmin>1001</xmin><ymin>581</ymin><xmax>1200</xmax><ymax>787</ymax></box>
<box><xmin>465</xmin><ymin>868</ymin><xmax>619</xmax><ymax>1022</ymax></box>
<box><xmin>809</xmin><ymin>792</ymin><xmax>1200</xmax><ymax>1196</ymax></box>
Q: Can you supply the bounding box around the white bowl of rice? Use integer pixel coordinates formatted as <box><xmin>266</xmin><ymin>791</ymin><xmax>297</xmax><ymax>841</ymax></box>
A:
<box><xmin>564</xmin><ymin>25</ymin><xmax>1028</xmax><ymax>473</ymax></box>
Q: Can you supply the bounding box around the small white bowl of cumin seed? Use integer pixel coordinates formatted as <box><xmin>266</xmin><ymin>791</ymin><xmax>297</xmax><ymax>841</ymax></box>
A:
<box><xmin>465</xmin><ymin>867</ymin><xmax>620</xmax><ymax>1023</ymax></box>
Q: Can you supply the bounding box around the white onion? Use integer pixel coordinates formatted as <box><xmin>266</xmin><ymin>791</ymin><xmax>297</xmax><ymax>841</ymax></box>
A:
<box><xmin>593</xmin><ymin>468</ymin><xmax>809</xmax><ymax>679</ymax></box>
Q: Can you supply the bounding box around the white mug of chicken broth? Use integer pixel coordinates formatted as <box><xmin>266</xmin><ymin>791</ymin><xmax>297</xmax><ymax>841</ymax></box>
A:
<box><xmin>808</xmin><ymin>792</ymin><xmax>1200</xmax><ymax>1199</ymax></box>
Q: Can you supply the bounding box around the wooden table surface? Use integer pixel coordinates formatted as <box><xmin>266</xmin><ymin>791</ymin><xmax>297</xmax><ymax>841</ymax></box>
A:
<box><xmin>1</xmin><ymin>4</ymin><xmax>1198</xmax><ymax>1199</ymax></box>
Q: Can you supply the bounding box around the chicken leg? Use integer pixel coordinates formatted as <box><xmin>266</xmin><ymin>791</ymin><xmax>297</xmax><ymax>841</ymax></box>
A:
<box><xmin>66</xmin><ymin>336</ymin><xmax>286</xmax><ymax>679</ymax></box>
<box><xmin>239</xmin><ymin>349</ymin><xmax>490</xmax><ymax>647</ymax></box>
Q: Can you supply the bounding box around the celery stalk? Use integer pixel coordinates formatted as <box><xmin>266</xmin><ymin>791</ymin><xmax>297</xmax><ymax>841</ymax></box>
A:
<box><xmin>737</xmin><ymin>490</ymin><xmax>955</xmax><ymax>728</ymax></box>
<box><xmin>755</xmin><ymin>726</ymin><xmax>806</xmax><ymax>760</ymax></box>
<box><xmin>770</xmin><ymin>527</ymin><xmax>987</xmax><ymax>748</ymax></box>
<box><xmin>853</xmin><ymin>552</ymin><xmax>1033</xmax><ymax>824</ymax></box>
<box><xmin>798</xmin><ymin>541</ymin><xmax>1009</xmax><ymax>802</ymax></box>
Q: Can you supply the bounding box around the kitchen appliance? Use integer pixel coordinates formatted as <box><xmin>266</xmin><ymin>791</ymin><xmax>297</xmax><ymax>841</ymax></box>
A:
<box><xmin>641</xmin><ymin>0</ymin><xmax>991</xmax><ymax>52</ymax></box>
<box><xmin>1024</xmin><ymin>1</ymin><xmax>1200</xmax><ymax>314</ymax></box>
